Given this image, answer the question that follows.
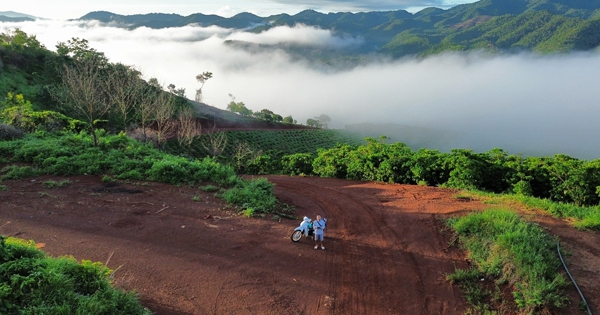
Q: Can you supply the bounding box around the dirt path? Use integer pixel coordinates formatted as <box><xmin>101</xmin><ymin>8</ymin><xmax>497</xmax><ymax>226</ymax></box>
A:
<box><xmin>0</xmin><ymin>174</ymin><xmax>598</xmax><ymax>314</ymax></box>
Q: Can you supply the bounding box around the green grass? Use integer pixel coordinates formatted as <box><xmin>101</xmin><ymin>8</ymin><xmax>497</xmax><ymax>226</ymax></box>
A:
<box><xmin>0</xmin><ymin>236</ymin><xmax>150</xmax><ymax>315</ymax></box>
<box><xmin>455</xmin><ymin>191</ymin><xmax>600</xmax><ymax>230</ymax></box>
<box><xmin>42</xmin><ymin>179</ymin><xmax>72</xmax><ymax>188</ymax></box>
<box><xmin>447</xmin><ymin>209</ymin><xmax>567</xmax><ymax>314</ymax></box>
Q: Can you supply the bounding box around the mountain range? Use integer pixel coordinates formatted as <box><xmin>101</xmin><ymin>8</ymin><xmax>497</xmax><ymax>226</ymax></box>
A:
<box><xmin>0</xmin><ymin>11</ymin><xmax>36</xmax><ymax>22</ymax></box>
<box><xmin>73</xmin><ymin>0</ymin><xmax>600</xmax><ymax>58</ymax></box>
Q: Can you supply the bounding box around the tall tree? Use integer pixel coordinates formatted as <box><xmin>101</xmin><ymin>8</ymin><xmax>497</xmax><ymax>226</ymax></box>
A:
<box><xmin>195</xmin><ymin>71</ymin><xmax>212</xmax><ymax>102</ymax></box>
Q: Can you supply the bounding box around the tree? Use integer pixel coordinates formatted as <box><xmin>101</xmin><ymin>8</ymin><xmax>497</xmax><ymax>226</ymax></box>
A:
<box><xmin>176</xmin><ymin>107</ymin><xmax>202</xmax><ymax>147</ymax></box>
<box><xmin>253</xmin><ymin>109</ymin><xmax>276</xmax><ymax>122</ymax></box>
<box><xmin>283</xmin><ymin>115</ymin><xmax>296</xmax><ymax>124</ymax></box>
<box><xmin>107</xmin><ymin>63</ymin><xmax>142</xmax><ymax>130</ymax></box>
<box><xmin>57</xmin><ymin>57</ymin><xmax>110</xmax><ymax>146</ymax></box>
<box><xmin>226</xmin><ymin>94</ymin><xmax>253</xmax><ymax>116</ymax></box>
<box><xmin>195</xmin><ymin>71</ymin><xmax>213</xmax><ymax>102</ymax></box>
<box><xmin>56</xmin><ymin>37</ymin><xmax>108</xmax><ymax>64</ymax></box>
<box><xmin>306</xmin><ymin>118</ymin><xmax>321</xmax><ymax>128</ymax></box>
<box><xmin>315</xmin><ymin>114</ymin><xmax>331</xmax><ymax>129</ymax></box>
<box><xmin>153</xmin><ymin>91</ymin><xmax>176</xmax><ymax>145</ymax></box>
<box><xmin>168</xmin><ymin>83</ymin><xmax>186</xmax><ymax>98</ymax></box>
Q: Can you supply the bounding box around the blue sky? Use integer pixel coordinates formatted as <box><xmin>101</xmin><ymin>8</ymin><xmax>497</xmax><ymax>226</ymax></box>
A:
<box><xmin>3</xmin><ymin>0</ymin><xmax>478</xmax><ymax>19</ymax></box>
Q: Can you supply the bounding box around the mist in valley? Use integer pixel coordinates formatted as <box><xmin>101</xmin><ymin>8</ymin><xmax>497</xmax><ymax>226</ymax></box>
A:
<box><xmin>2</xmin><ymin>19</ymin><xmax>600</xmax><ymax>159</ymax></box>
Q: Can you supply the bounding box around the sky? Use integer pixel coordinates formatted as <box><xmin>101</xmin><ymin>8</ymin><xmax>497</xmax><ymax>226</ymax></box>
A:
<box><xmin>2</xmin><ymin>9</ymin><xmax>600</xmax><ymax>159</ymax></box>
<box><xmin>2</xmin><ymin>0</ymin><xmax>478</xmax><ymax>20</ymax></box>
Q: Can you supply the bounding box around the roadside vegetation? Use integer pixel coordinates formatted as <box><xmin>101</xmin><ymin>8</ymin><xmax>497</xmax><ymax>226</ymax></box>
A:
<box><xmin>447</xmin><ymin>209</ymin><xmax>567</xmax><ymax>314</ymax></box>
<box><xmin>0</xmin><ymin>236</ymin><xmax>150</xmax><ymax>315</ymax></box>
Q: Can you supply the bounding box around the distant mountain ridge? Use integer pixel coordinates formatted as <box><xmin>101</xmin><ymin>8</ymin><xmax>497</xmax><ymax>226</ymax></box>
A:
<box><xmin>77</xmin><ymin>0</ymin><xmax>600</xmax><ymax>58</ymax></box>
<box><xmin>0</xmin><ymin>11</ymin><xmax>36</xmax><ymax>22</ymax></box>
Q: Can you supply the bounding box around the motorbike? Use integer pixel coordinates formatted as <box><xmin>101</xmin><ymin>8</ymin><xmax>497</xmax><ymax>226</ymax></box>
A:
<box><xmin>290</xmin><ymin>216</ymin><xmax>326</xmax><ymax>242</ymax></box>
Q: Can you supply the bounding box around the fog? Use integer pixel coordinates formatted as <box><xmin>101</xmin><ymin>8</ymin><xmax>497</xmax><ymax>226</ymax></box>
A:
<box><xmin>2</xmin><ymin>20</ymin><xmax>600</xmax><ymax>159</ymax></box>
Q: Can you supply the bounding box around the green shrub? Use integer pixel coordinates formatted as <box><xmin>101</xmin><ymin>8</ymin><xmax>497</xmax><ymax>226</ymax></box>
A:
<box><xmin>281</xmin><ymin>153</ymin><xmax>314</xmax><ymax>175</ymax></box>
<box><xmin>0</xmin><ymin>236</ymin><xmax>150</xmax><ymax>315</ymax></box>
<box><xmin>221</xmin><ymin>178</ymin><xmax>278</xmax><ymax>214</ymax></box>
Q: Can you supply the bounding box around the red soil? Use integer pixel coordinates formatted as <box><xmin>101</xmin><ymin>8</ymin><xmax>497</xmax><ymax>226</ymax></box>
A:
<box><xmin>0</xmin><ymin>174</ymin><xmax>598</xmax><ymax>314</ymax></box>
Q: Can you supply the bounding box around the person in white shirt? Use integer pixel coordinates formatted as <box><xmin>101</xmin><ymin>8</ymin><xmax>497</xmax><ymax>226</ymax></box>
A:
<box><xmin>313</xmin><ymin>215</ymin><xmax>326</xmax><ymax>250</ymax></box>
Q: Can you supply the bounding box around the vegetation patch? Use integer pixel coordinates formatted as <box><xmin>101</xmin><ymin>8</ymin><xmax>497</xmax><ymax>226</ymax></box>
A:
<box><xmin>42</xmin><ymin>179</ymin><xmax>73</xmax><ymax>188</ymax></box>
<box><xmin>456</xmin><ymin>191</ymin><xmax>600</xmax><ymax>230</ymax></box>
<box><xmin>447</xmin><ymin>209</ymin><xmax>567</xmax><ymax>314</ymax></box>
<box><xmin>0</xmin><ymin>236</ymin><xmax>150</xmax><ymax>315</ymax></box>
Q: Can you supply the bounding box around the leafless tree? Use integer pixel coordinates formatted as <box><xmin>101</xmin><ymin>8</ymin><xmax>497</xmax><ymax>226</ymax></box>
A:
<box><xmin>153</xmin><ymin>92</ymin><xmax>176</xmax><ymax>144</ymax></box>
<box><xmin>59</xmin><ymin>57</ymin><xmax>110</xmax><ymax>146</ymax></box>
<box><xmin>200</xmin><ymin>125</ymin><xmax>228</xmax><ymax>156</ymax></box>
<box><xmin>177</xmin><ymin>107</ymin><xmax>202</xmax><ymax>147</ymax></box>
<box><xmin>108</xmin><ymin>64</ymin><xmax>142</xmax><ymax>130</ymax></box>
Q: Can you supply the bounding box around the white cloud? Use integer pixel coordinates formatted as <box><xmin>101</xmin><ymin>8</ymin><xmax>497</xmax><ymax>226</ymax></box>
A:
<box><xmin>2</xmin><ymin>20</ymin><xmax>600</xmax><ymax>159</ymax></box>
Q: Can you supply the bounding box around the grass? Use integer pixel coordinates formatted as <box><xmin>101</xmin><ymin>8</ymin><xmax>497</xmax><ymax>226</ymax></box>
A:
<box><xmin>42</xmin><ymin>179</ymin><xmax>72</xmax><ymax>188</ymax></box>
<box><xmin>454</xmin><ymin>191</ymin><xmax>600</xmax><ymax>230</ymax></box>
<box><xmin>447</xmin><ymin>209</ymin><xmax>567</xmax><ymax>314</ymax></box>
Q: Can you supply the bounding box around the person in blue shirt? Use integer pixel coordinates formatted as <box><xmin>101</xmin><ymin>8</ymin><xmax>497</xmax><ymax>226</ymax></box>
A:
<box><xmin>313</xmin><ymin>215</ymin><xmax>326</xmax><ymax>250</ymax></box>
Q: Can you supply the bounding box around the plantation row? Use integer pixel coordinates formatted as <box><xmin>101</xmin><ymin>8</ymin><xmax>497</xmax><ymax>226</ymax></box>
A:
<box><xmin>166</xmin><ymin>129</ymin><xmax>364</xmax><ymax>161</ymax></box>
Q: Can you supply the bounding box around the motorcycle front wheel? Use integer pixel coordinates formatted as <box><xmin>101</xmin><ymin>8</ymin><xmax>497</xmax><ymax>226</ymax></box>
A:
<box><xmin>291</xmin><ymin>230</ymin><xmax>303</xmax><ymax>242</ymax></box>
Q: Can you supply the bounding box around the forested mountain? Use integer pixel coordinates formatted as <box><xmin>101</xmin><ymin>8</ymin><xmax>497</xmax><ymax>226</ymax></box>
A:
<box><xmin>78</xmin><ymin>0</ymin><xmax>600</xmax><ymax>58</ymax></box>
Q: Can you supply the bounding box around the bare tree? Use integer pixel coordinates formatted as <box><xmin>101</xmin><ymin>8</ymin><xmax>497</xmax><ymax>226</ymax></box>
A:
<box><xmin>135</xmin><ymin>85</ymin><xmax>158</xmax><ymax>144</ymax></box>
<box><xmin>108</xmin><ymin>64</ymin><xmax>142</xmax><ymax>130</ymax></box>
<box><xmin>232</xmin><ymin>141</ymin><xmax>262</xmax><ymax>173</ymax></box>
<box><xmin>153</xmin><ymin>92</ymin><xmax>176</xmax><ymax>144</ymax></box>
<box><xmin>201</xmin><ymin>125</ymin><xmax>227</xmax><ymax>156</ymax></box>
<box><xmin>59</xmin><ymin>57</ymin><xmax>110</xmax><ymax>146</ymax></box>
<box><xmin>177</xmin><ymin>107</ymin><xmax>202</xmax><ymax>147</ymax></box>
<box><xmin>195</xmin><ymin>71</ymin><xmax>213</xmax><ymax>102</ymax></box>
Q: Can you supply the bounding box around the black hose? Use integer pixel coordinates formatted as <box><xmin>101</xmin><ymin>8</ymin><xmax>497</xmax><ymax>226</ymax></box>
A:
<box><xmin>557</xmin><ymin>242</ymin><xmax>593</xmax><ymax>315</ymax></box>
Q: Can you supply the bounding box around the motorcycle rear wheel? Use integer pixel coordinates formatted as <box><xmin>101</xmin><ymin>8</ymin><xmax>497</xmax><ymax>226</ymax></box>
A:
<box><xmin>291</xmin><ymin>230</ymin><xmax>303</xmax><ymax>242</ymax></box>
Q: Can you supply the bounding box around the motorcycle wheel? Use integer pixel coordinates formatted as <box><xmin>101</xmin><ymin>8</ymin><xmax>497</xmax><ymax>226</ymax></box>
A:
<box><xmin>291</xmin><ymin>230</ymin><xmax>303</xmax><ymax>242</ymax></box>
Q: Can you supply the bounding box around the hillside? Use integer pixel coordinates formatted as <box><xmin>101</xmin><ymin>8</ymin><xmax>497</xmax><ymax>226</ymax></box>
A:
<box><xmin>77</xmin><ymin>0</ymin><xmax>600</xmax><ymax>58</ymax></box>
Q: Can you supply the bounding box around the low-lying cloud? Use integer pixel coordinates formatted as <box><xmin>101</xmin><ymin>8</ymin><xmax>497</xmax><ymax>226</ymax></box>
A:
<box><xmin>2</xmin><ymin>20</ymin><xmax>600</xmax><ymax>159</ymax></box>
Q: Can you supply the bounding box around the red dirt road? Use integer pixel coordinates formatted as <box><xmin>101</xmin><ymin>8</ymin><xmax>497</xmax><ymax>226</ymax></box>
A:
<box><xmin>1</xmin><ymin>175</ymin><xmax>598</xmax><ymax>314</ymax></box>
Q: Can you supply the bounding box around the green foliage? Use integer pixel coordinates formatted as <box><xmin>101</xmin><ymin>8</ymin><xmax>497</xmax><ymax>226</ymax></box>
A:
<box><xmin>41</xmin><ymin>179</ymin><xmax>72</xmax><ymax>188</ymax></box>
<box><xmin>221</xmin><ymin>178</ymin><xmax>278</xmax><ymax>214</ymax></box>
<box><xmin>0</xmin><ymin>236</ymin><xmax>150</xmax><ymax>315</ymax></box>
<box><xmin>1</xmin><ymin>165</ymin><xmax>38</xmax><ymax>180</ymax></box>
<box><xmin>281</xmin><ymin>153</ymin><xmax>314</xmax><ymax>175</ymax></box>
<box><xmin>448</xmin><ymin>209</ymin><xmax>567</xmax><ymax>313</ymax></box>
<box><xmin>0</xmin><ymin>93</ymin><xmax>86</xmax><ymax>133</ymax></box>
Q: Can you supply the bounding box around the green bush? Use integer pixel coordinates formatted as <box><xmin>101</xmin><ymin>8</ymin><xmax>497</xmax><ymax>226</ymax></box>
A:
<box><xmin>0</xmin><ymin>236</ymin><xmax>150</xmax><ymax>315</ymax></box>
<box><xmin>281</xmin><ymin>153</ymin><xmax>314</xmax><ymax>175</ymax></box>
<box><xmin>221</xmin><ymin>178</ymin><xmax>278</xmax><ymax>214</ymax></box>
